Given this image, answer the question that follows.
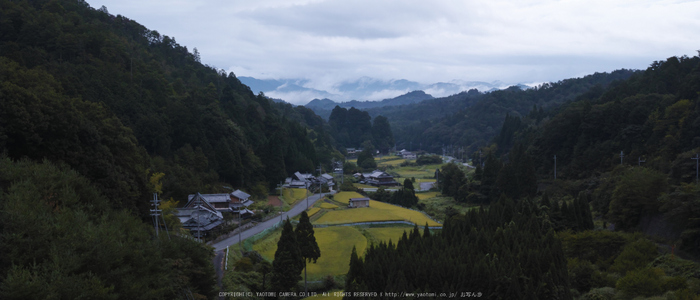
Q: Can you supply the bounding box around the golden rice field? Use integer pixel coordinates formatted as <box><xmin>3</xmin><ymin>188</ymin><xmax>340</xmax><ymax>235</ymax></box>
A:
<box><xmin>365</xmin><ymin>227</ymin><xmax>412</xmax><ymax>244</ymax></box>
<box><xmin>307</xmin><ymin>207</ymin><xmax>321</xmax><ymax>217</ymax></box>
<box><xmin>314</xmin><ymin>200</ymin><xmax>441</xmax><ymax>227</ymax></box>
<box><xmin>253</xmin><ymin>226</ymin><xmax>367</xmax><ymax>279</ymax></box>
<box><xmin>282</xmin><ymin>188</ymin><xmax>308</xmax><ymax>205</ymax></box>
<box><xmin>319</xmin><ymin>203</ymin><xmax>338</xmax><ymax>209</ymax></box>
<box><xmin>332</xmin><ymin>191</ymin><xmax>365</xmax><ymax>204</ymax></box>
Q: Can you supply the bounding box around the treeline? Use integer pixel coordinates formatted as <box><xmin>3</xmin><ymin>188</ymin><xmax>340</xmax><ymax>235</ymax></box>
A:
<box><xmin>345</xmin><ymin>198</ymin><xmax>572</xmax><ymax>299</ymax></box>
<box><xmin>0</xmin><ymin>0</ymin><xmax>337</xmax><ymax>207</ymax></box>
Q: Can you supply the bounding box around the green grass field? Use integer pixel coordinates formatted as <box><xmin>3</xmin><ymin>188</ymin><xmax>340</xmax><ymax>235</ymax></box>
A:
<box><xmin>377</xmin><ymin>157</ymin><xmax>406</xmax><ymax>166</ymax></box>
<box><xmin>332</xmin><ymin>191</ymin><xmax>365</xmax><ymax>204</ymax></box>
<box><xmin>314</xmin><ymin>200</ymin><xmax>441</xmax><ymax>227</ymax></box>
<box><xmin>420</xmin><ymin>196</ymin><xmax>481</xmax><ymax>222</ymax></box>
<box><xmin>353</xmin><ymin>183</ymin><xmax>376</xmax><ymax>189</ymax></box>
<box><xmin>253</xmin><ymin>226</ymin><xmax>368</xmax><ymax>279</ymax></box>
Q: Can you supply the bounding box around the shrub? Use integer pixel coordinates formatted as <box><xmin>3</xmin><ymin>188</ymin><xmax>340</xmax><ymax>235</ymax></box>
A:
<box><xmin>609</xmin><ymin>238</ymin><xmax>658</xmax><ymax>275</ymax></box>
<box><xmin>581</xmin><ymin>287</ymin><xmax>616</xmax><ymax>300</ymax></box>
<box><xmin>616</xmin><ymin>268</ymin><xmax>665</xmax><ymax>298</ymax></box>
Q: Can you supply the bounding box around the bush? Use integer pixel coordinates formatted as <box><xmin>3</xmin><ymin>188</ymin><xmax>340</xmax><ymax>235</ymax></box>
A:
<box><xmin>569</xmin><ymin>258</ymin><xmax>595</xmax><ymax>293</ymax></box>
<box><xmin>581</xmin><ymin>287</ymin><xmax>616</xmax><ymax>300</ymax></box>
<box><xmin>609</xmin><ymin>238</ymin><xmax>658</xmax><ymax>275</ymax></box>
<box><xmin>616</xmin><ymin>268</ymin><xmax>665</xmax><ymax>298</ymax></box>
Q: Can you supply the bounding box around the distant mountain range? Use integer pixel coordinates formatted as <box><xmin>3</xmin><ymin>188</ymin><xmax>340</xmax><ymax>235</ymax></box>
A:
<box><xmin>305</xmin><ymin>90</ymin><xmax>435</xmax><ymax>111</ymax></box>
<box><xmin>239</xmin><ymin>76</ymin><xmax>526</xmax><ymax>105</ymax></box>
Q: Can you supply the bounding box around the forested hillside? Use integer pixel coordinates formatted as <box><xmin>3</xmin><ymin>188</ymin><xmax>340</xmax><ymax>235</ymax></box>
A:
<box><xmin>470</xmin><ymin>53</ymin><xmax>700</xmax><ymax>258</ymax></box>
<box><xmin>364</xmin><ymin>70</ymin><xmax>636</xmax><ymax>153</ymax></box>
<box><xmin>0</xmin><ymin>0</ymin><xmax>337</xmax><ymax>206</ymax></box>
<box><xmin>0</xmin><ymin>1</ymin><xmax>339</xmax><ymax>298</ymax></box>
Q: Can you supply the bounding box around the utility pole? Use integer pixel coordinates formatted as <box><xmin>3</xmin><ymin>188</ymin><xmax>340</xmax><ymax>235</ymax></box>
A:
<box><xmin>620</xmin><ymin>151</ymin><xmax>624</xmax><ymax>165</ymax></box>
<box><xmin>554</xmin><ymin>155</ymin><xmax>557</xmax><ymax>180</ymax></box>
<box><xmin>692</xmin><ymin>154</ymin><xmax>699</xmax><ymax>185</ymax></box>
<box><xmin>638</xmin><ymin>157</ymin><xmax>646</xmax><ymax>166</ymax></box>
<box><xmin>151</xmin><ymin>193</ymin><xmax>161</xmax><ymax>238</ymax></box>
<box><xmin>239</xmin><ymin>210</ymin><xmax>242</xmax><ymax>252</ymax></box>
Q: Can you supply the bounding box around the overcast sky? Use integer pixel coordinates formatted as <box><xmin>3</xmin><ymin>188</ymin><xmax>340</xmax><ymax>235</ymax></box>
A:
<box><xmin>87</xmin><ymin>0</ymin><xmax>699</xmax><ymax>96</ymax></box>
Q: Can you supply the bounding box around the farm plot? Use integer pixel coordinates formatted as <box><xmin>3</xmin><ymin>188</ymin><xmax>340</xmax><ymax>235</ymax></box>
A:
<box><xmin>281</xmin><ymin>188</ymin><xmax>308</xmax><ymax>205</ymax></box>
<box><xmin>415</xmin><ymin>191</ymin><xmax>440</xmax><ymax>200</ymax></box>
<box><xmin>365</xmin><ymin>226</ymin><xmax>412</xmax><ymax>244</ymax></box>
<box><xmin>314</xmin><ymin>200</ymin><xmax>441</xmax><ymax>227</ymax></box>
<box><xmin>319</xmin><ymin>203</ymin><xmax>338</xmax><ymax>209</ymax></box>
<box><xmin>253</xmin><ymin>226</ymin><xmax>368</xmax><ymax>279</ymax></box>
<box><xmin>307</xmin><ymin>207</ymin><xmax>321</xmax><ymax>217</ymax></box>
<box><xmin>332</xmin><ymin>191</ymin><xmax>365</xmax><ymax>204</ymax></box>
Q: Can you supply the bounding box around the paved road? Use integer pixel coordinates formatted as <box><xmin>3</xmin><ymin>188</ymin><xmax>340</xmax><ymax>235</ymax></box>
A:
<box><xmin>210</xmin><ymin>192</ymin><xmax>331</xmax><ymax>252</ymax></box>
<box><xmin>419</xmin><ymin>182</ymin><xmax>435</xmax><ymax>191</ymax></box>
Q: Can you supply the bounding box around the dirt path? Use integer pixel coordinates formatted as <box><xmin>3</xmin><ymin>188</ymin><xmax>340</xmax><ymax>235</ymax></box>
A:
<box><xmin>267</xmin><ymin>195</ymin><xmax>283</xmax><ymax>207</ymax></box>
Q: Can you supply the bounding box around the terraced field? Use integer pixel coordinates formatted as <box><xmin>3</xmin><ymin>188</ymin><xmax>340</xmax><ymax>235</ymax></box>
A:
<box><xmin>365</xmin><ymin>226</ymin><xmax>412</xmax><ymax>244</ymax></box>
<box><xmin>253</xmin><ymin>226</ymin><xmax>368</xmax><ymax>279</ymax></box>
<box><xmin>319</xmin><ymin>203</ymin><xmax>339</xmax><ymax>209</ymax></box>
<box><xmin>332</xmin><ymin>191</ymin><xmax>365</xmax><ymax>204</ymax></box>
<box><xmin>281</xmin><ymin>188</ymin><xmax>308</xmax><ymax>205</ymax></box>
<box><xmin>314</xmin><ymin>200</ymin><xmax>441</xmax><ymax>227</ymax></box>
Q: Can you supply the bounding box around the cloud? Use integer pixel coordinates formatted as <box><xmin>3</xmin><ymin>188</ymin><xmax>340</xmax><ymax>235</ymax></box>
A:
<box><xmin>88</xmin><ymin>0</ymin><xmax>700</xmax><ymax>89</ymax></box>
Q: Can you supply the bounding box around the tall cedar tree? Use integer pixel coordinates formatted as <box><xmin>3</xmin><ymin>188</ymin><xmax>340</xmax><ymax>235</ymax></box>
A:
<box><xmin>295</xmin><ymin>211</ymin><xmax>320</xmax><ymax>293</ymax></box>
<box><xmin>271</xmin><ymin>219</ymin><xmax>304</xmax><ymax>292</ymax></box>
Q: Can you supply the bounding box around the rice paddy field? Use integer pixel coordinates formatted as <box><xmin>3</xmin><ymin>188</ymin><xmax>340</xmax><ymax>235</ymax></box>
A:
<box><xmin>314</xmin><ymin>200</ymin><xmax>441</xmax><ymax>227</ymax></box>
<box><xmin>415</xmin><ymin>191</ymin><xmax>440</xmax><ymax>200</ymax></box>
<box><xmin>307</xmin><ymin>207</ymin><xmax>321</xmax><ymax>217</ymax></box>
<box><xmin>253</xmin><ymin>226</ymin><xmax>368</xmax><ymax>279</ymax></box>
<box><xmin>376</xmin><ymin>157</ymin><xmax>406</xmax><ymax>166</ymax></box>
<box><xmin>365</xmin><ymin>226</ymin><xmax>412</xmax><ymax>244</ymax></box>
<box><xmin>332</xmin><ymin>191</ymin><xmax>365</xmax><ymax>204</ymax></box>
<box><xmin>281</xmin><ymin>188</ymin><xmax>308</xmax><ymax>205</ymax></box>
<box><xmin>319</xmin><ymin>203</ymin><xmax>339</xmax><ymax>209</ymax></box>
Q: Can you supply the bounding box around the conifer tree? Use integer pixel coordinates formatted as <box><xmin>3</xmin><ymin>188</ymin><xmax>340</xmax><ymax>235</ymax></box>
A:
<box><xmin>295</xmin><ymin>211</ymin><xmax>320</xmax><ymax>293</ymax></box>
<box><xmin>271</xmin><ymin>219</ymin><xmax>304</xmax><ymax>293</ymax></box>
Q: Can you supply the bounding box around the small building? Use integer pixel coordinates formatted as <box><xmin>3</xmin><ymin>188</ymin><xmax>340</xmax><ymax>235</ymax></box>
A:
<box><xmin>230</xmin><ymin>189</ymin><xmax>253</xmax><ymax>212</ymax></box>
<box><xmin>360</xmin><ymin>170</ymin><xmax>399</xmax><ymax>187</ymax></box>
<box><xmin>185</xmin><ymin>190</ymin><xmax>254</xmax><ymax>215</ymax></box>
<box><xmin>175</xmin><ymin>193</ymin><xmax>225</xmax><ymax>237</ymax></box>
<box><xmin>402</xmin><ymin>151</ymin><xmax>417</xmax><ymax>160</ymax></box>
<box><xmin>349</xmin><ymin>197</ymin><xmax>370</xmax><ymax>208</ymax></box>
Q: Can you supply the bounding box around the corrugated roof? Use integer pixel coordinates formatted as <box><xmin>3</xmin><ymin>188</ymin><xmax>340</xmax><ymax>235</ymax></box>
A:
<box><xmin>231</xmin><ymin>189</ymin><xmax>250</xmax><ymax>199</ymax></box>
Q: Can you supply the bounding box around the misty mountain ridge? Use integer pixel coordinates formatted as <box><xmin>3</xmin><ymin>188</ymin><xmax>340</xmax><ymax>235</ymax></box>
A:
<box><xmin>239</xmin><ymin>76</ymin><xmax>525</xmax><ymax>105</ymax></box>
<box><xmin>305</xmin><ymin>90</ymin><xmax>435</xmax><ymax>111</ymax></box>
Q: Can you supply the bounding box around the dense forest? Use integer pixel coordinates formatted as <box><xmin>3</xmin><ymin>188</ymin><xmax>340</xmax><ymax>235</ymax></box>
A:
<box><xmin>0</xmin><ymin>0</ymin><xmax>340</xmax><ymax>298</ymax></box>
<box><xmin>0</xmin><ymin>0</ymin><xmax>342</xmax><ymax>207</ymax></box>
<box><xmin>368</xmin><ymin>54</ymin><xmax>700</xmax><ymax>299</ymax></box>
<box><xmin>364</xmin><ymin>70</ymin><xmax>636</xmax><ymax>154</ymax></box>
<box><xmin>327</xmin><ymin>106</ymin><xmax>394</xmax><ymax>153</ymax></box>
